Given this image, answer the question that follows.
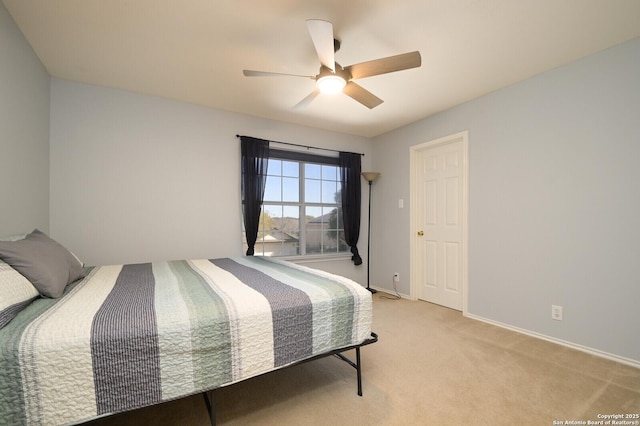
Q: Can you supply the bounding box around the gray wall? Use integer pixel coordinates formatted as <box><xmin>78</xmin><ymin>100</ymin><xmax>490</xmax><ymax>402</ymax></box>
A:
<box><xmin>49</xmin><ymin>79</ymin><xmax>372</xmax><ymax>284</ymax></box>
<box><xmin>0</xmin><ymin>3</ymin><xmax>50</xmax><ymax>236</ymax></box>
<box><xmin>372</xmin><ymin>37</ymin><xmax>640</xmax><ymax>362</ymax></box>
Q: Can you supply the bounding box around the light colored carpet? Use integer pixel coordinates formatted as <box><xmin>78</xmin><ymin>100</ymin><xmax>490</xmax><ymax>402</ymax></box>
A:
<box><xmin>86</xmin><ymin>295</ymin><xmax>640</xmax><ymax>425</ymax></box>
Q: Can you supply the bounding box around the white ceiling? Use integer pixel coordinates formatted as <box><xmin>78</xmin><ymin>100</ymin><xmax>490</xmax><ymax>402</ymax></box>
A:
<box><xmin>4</xmin><ymin>0</ymin><xmax>640</xmax><ymax>137</ymax></box>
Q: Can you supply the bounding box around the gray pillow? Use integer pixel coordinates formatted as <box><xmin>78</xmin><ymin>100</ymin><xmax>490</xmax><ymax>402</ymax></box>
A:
<box><xmin>0</xmin><ymin>229</ymin><xmax>85</xmax><ymax>298</ymax></box>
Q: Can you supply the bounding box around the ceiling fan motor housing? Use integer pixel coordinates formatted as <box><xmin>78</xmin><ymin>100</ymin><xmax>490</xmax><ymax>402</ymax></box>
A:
<box><xmin>316</xmin><ymin>64</ymin><xmax>350</xmax><ymax>82</ymax></box>
<box><xmin>316</xmin><ymin>64</ymin><xmax>349</xmax><ymax>94</ymax></box>
<box><xmin>333</xmin><ymin>38</ymin><xmax>341</xmax><ymax>53</ymax></box>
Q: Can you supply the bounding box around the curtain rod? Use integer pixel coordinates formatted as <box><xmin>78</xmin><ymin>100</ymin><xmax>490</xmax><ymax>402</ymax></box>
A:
<box><xmin>236</xmin><ymin>134</ymin><xmax>364</xmax><ymax>157</ymax></box>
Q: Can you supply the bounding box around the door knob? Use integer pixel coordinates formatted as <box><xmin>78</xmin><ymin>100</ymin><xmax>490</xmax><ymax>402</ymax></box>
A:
<box><xmin>417</xmin><ymin>230</ymin><xmax>424</xmax><ymax>236</ymax></box>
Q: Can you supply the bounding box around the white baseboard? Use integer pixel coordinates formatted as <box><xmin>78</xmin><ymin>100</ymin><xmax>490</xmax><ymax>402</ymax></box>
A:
<box><xmin>370</xmin><ymin>291</ymin><xmax>640</xmax><ymax>369</ymax></box>
<box><xmin>465</xmin><ymin>313</ymin><xmax>640</xmax><ymax>370</ymax></box>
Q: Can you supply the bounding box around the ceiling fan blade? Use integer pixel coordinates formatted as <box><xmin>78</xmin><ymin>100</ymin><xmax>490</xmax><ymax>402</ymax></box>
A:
<box><xmin>293</xmin><ymin>88</ymin><xmax>321</xmax><ymax>109</ymax></box>
<box><xmin>243</xmin><ymin>70</ymin><xmax>314</xmax><ymax>79</ymax></box>
<box><xmin>306</xmin><ymin>19</ymin><xmax>335</xmax><ymax>72</ymax></box>
<box><xmin>343</xmin><ymin>82</ymin><xmax>383</xmax><ymax>109</ymax></box>
<box><xmin>345</xmin><ymin>51</ymin><xmax>421</xmax><ymax>80</ymax></box>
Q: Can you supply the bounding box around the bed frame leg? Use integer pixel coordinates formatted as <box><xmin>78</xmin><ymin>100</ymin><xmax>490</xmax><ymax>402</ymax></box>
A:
<box><xmin>335</xmin><ymin>347</ymin><xmax>365</xmax><ymax>396</ymax></box>
<box><xmin>202</xmin><ymin>390</ymin><xmax>216</xmax><ymax>426</ymax></box>
<box><xmin>356</xmin><ymin>347</ymin><xmax>363</xmax><ymax>396</ymax></box>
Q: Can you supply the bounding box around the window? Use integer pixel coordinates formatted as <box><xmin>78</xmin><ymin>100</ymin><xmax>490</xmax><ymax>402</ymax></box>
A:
<box><xmin>243</xmin><ymin>149</ymin><xmax>348</xmax><ymax>257</ymax></box>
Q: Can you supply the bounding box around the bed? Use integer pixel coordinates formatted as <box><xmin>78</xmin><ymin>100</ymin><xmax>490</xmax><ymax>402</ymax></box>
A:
<box><xmin>0</xmin><ymin>231</ymin><xmax>375</xmax><ymax>426</ymax></box>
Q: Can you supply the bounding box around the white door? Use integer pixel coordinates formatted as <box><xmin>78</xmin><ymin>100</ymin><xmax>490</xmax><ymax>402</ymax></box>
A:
<box><xmin>411</xmin><ymin>133</ymin><xmax>467</xmax><ymax>311</ymax></box>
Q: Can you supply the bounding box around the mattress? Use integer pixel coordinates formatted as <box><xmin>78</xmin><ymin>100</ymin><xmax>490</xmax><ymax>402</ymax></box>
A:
<box><xmin>0</xmin><ymin>256</ymin><xmax>372</xmax><ymax>426</ymax></box>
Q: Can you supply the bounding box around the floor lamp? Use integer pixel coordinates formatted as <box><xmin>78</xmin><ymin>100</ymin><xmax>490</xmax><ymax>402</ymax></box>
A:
<box><xmin>361</xmin><ymin>172</ymin><xmax>380</xmax><ymax>294</ymax></box>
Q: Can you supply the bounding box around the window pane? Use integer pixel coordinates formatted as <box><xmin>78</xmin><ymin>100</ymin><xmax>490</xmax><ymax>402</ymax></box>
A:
<box><xmin>261</xmin><ymin>204</ymin><xmax>300</xmax><ymax>257</ymax></box>
<box><xmin>322</xmin><ymin>165</ymin><xmax>338</xmax><ymax>181</ymax></box>
<box><xmin>305</xmin><ymin>207</ymin><xmax>322</xmax><ymax>254</ymax></box>
<box><xmin>305</xmin><ymin>206</ymin><xmax>323</xmax><ymax>223</ymax></box>
<box><xmin>305</xmin><ymin>179</ymin><xmax>321</xmax><ymax>203</ymax></box>
<box><xmin>265</xmin><ymin>204</ymin><xmax>284</xmax><ymax>216</ymax></box>
<box><xmin>324</xmin><ymin>229</ymin><xmax>339</xmax><ymax>252</ymax></box>
<box><xmin>263</xmin><ymin>176</ymin><xmax>281</xmax><ymax>201</ymax></box>
<box><xmin>280</xmin><ymin>205</ymin><xmax>300</xmax><ymax>240</ymax></box>
<box><xmin>262</xmin><ymin>205</ymin><xmax>281</xmax><ymax>231</ymax></box>
<box><xmin>282</xmin><ymin>177</ymin><xmax>299</xmax><ymax>202</ymax></box>
<box><xmin>283</xmin><ymin>205</ymin><xmax>299</xmax><ymax>219</ymax></box>
<box><xmin>336</xmin><ymin>206</ymin><xmax>343</xmax><ymax>228</ymax></box>
<box><xmin>255</xmin><ymin>231</ymin><xmax>266</xmax><ymax>256</ymax></box>
<box><xmin>338</xmin><ymin>230</ymin><xmax>349</xmax><ymax>252</ymax></box>
<box><xmin>322</xmin><ymin>206</ymin><xmax>339</xmax><ymax>253</ymax></box>
<box><xmin>282</xmin><ymin>161</ymin><xmax>299</xmax><ymax>177</ymax></box>
<box><xmin>322</xmin><ymin>180</ymin><xmax>339</xmax><ymax>203</ymax></box>
<box><xmin>267</xmin><ymin>159</ymin><xmax>282</xmax><ymax>176</ymax></box>
<box><xmin>263</xmin><ymin>204</ymin><xmax>282</xmax><ymax>218</ymax></box>
<box><xmin>305</xmin><ymin>231</ymin><xmax>322</xmax><ymax>254</ymax></box>
<box><xmin>323</xmin><ymin>207</ymin><xmax>340</xmax><ymax>230</ymax></box>
<box><xmin>305</xmin><ymin>163</ymin><xmax>321</xmax><ymax>179</ymax></box>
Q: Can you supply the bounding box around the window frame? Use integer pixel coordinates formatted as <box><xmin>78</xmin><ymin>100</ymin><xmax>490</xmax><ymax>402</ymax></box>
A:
<box><xmin>248</xmin><ymin>148</ymin><xmax>349</xmax><ymax>259</ymax></box>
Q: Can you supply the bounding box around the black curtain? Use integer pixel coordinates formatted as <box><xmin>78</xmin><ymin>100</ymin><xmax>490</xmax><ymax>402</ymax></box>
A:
<box><xmin>240</xmin><ymin>136</ymin><xmax>270</xmax><ymax>255</ymax></box>
<box><xmin>339</xmin><ymin>152</ymin><xmax>362</xmax><ymax>265</ymax></box>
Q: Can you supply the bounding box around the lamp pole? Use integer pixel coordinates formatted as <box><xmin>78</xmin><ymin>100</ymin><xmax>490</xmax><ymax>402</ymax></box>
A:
<box><xmin>361</xmin><ymin>172</ymin><xmax>380</xmax><ymax>294</ymax></box>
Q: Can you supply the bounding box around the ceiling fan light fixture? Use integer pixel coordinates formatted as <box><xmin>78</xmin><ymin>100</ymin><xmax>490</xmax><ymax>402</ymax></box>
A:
<box><xmin>317</xmin><ymin>74</ymin><xmax>346</xmax><ymax>94</ymax></box>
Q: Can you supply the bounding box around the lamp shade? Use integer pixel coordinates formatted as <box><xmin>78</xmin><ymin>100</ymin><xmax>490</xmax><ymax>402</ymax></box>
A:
<box><xmin>361</xmin><ymin>172</ymin><xmax>381</xmax><ymax>183</ymax></box>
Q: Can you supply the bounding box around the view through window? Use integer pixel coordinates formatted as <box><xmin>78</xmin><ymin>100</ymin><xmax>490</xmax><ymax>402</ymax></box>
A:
<box><xmin>243</xmin><ymin>152</ymin><xmax>348</xmax><ymax>257</ymax></box>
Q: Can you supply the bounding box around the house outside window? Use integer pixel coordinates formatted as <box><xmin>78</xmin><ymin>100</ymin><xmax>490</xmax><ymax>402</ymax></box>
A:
<box><xmin>242</xmin><ymin>149</ymin><xmax>348</xmax><ymax>257</ymax></box>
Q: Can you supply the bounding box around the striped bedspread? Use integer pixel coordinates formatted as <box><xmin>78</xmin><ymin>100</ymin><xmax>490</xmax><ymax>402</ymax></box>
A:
<box><xmin>0</xmin><ymin>257</ymin><xmax>372</xmax><ymax>426</ymax></box>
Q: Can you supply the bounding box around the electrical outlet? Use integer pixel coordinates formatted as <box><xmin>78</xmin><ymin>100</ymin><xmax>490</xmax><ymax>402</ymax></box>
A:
<box><xmin>393</xmin><ymin>273</ymin><xmax>399</xmax><ymax>282</ymax></box>
<box><xmin>551</xmin><ymin>305</ymin><xmax>563</xmax><ymax>321</ymax></box>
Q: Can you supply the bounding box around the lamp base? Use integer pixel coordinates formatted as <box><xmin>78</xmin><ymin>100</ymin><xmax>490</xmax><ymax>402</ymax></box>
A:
<box><xmin>366</xmin><ymin>287</ymin><xmax>377</xmax><ymax>294</ymax></box>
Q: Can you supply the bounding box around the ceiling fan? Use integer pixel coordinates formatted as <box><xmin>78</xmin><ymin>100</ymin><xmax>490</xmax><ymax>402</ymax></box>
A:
<box><xmin>243</xmin><ymin>19</ymin><xmax>422</xmax><ymax>109</ymax></box>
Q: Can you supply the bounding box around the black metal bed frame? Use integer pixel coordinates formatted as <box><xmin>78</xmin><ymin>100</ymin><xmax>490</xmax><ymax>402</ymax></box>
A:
<box><xmin>201</xmin><ymin>332</ymin><xmax>378</xmax><ymax>426</ymax></box>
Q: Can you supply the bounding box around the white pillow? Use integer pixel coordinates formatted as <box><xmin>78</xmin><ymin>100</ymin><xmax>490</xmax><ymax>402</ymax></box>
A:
<box><xmin>0</xmin><ymin>234</ymin><xmax>27</xmax><ymax>242</ymax></box>
<box><xmin>0</xmin><ymin>259</ymin><xmax>40</xmax><ymax>329</ymax></box>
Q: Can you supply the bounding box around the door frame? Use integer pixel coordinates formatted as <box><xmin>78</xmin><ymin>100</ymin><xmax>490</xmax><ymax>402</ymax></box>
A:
<box><xmin>409</xmin><ymin>131</ymin><xmax>469</xmax><ymax>314</ymax></box>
